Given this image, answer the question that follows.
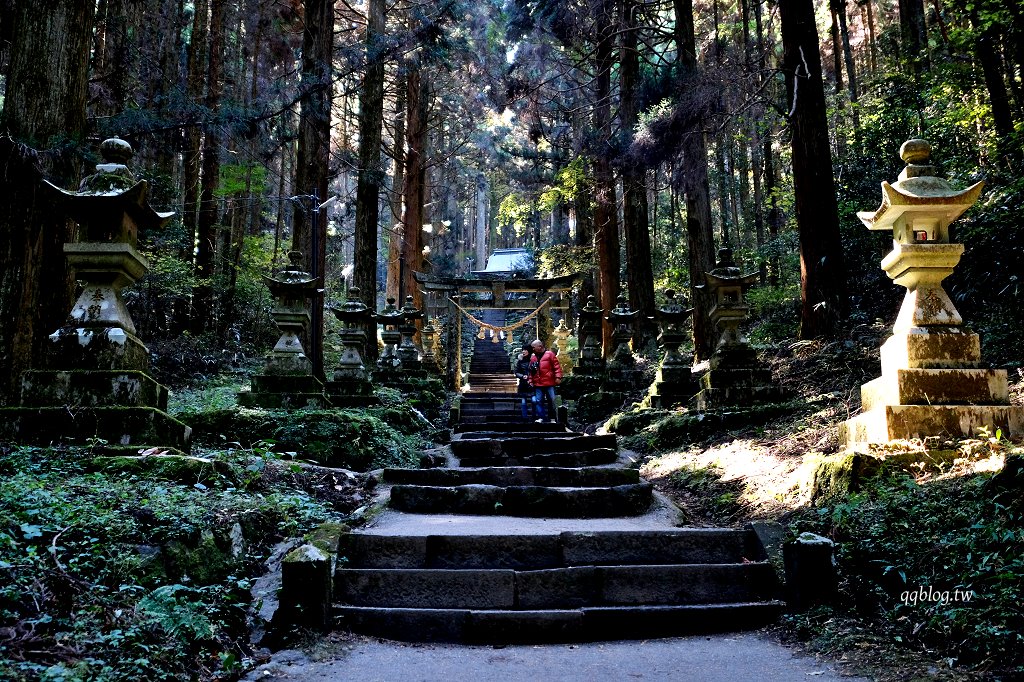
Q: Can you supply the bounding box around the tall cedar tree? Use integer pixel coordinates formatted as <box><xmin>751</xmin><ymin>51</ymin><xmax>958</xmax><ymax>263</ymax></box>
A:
<box><xmin>673</xmin><ymin>0</ymin><xmax>717</xmax><ymax>360</ymax></box>
<box><xmin>293</xmin><ymin>0</ymin><xmax>334</xmax><ymax>378</ymax></box>
<box><xmin>354</xmin><ymin>0</ymin><xmax>386</xmax><ymax>359</ymax></box>
<box><xmin>619</xmin><ymin>0</ymin><xmax>657</xmax><ymax>350</ymax></box>
<box><xmin>593</xmin><ymin>0</ymin><xmax>620</xmax><ymax>356</ymax></box>
<box><xmin>780</xmin><ymin>0</ymin><xmax>848</xmax><ymax>338</ymax></box>
<box><xmin>0</xmin><ymin>0</ymin><xmax>95</xmax><ymax>402</ymax></box>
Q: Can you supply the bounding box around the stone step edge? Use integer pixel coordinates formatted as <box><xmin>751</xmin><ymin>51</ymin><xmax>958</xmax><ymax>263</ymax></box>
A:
<box><xmin>333</xmin><ymin>602</ymin><xmax>785</xmax><ymax>643</ymax></box>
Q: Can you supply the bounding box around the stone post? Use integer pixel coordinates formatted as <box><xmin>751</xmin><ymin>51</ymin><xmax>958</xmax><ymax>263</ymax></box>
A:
<box><xmin>647</xmin><ymin>289</ymin><xmax>698</xmax><ymax>408</ymax></box>
<box><xmin>0</xmin><ymin>138</ymin><xmax>191</xmax><ymax>452</ymax></box>
<box><xmin>694</xmin><ymin>246</ymin><xmax>786</xmax><ymax>410</ymax></box>
<box><xmin>238</xmin><ymin>251</ymin><xmax>326</xmax><ymax>408</ymax></box>
<box><xmin>842</xmin><ymin>139</ymin><xmax>1023</xmax><ymax>444</ymax></box>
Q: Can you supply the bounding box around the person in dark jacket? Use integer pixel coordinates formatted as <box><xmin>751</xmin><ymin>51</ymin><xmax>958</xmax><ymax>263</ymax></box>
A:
<box><xmin>529</xmin><ymin>339</ymin><xmax>562</xmax><ymax>422</ymax></box>
<box><xmin>513</xmin><ymin>346</ymin><xmax>536</xmax><ymax>420</ymax></box>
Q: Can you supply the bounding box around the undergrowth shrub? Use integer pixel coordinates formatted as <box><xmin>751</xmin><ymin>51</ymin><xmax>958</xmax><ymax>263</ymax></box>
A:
<box><xmin>792</xmin><ymin>473</ymin><xmax>1024</xmax><ymax>673</ymax></box>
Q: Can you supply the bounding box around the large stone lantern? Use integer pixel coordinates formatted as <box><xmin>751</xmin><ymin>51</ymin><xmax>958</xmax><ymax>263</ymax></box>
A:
<box><xmin>325</xmin><ymin>286</ymin><xmax>376</xmax><ymax>404</ymax></box>
<box><xmin>0</xmin><ymin>138</ymin><xmax>191</xmax><ymax>451</ymax></box>
<box><xmin>694</xmin><ymin>246</ymin><xmax>785</xmax><ymax>409</ymax></box>
<box><xmin>397</xmin><ymin>295</ymin><xmax>425</xmax><ymax>374</ymax></box>
<box><xmin>575</xmin><ymin>295</ymin><xmax>605</xmax><ymax>376</ymax></box>
<box><xmin>842</xmin><ymin>139</ymin><xmax>1022</xmax><ymax>444</ymax></box>
<box><xmin>647</xmin><ymin>289</ymin><xmax>698</xmax><ymax>408</ymax></box>
<box><xmin>239</xmin><ymin>251</ymin><xmax>327</xmax><ymax>408</ymax></box>
<box><xmin>603</xmin><ymin>292</ymin><xmax>643</xmax><ymax>391</ymax></box>
<box><xmin>375</xmin><ymin>297</ymin><xmax>404</xmax><ymax>380</ymax></box>
<box><xmin>551</xmin><ymin>318</ymin><xmax>575</xmax><ymax>374</ymax></box>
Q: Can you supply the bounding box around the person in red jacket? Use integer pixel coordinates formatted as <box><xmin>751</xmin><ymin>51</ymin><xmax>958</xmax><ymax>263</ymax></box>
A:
<box><xmin>528</xmin><ymin>339</ymin><xmax>562</xmax><ymax>423</ymax></box>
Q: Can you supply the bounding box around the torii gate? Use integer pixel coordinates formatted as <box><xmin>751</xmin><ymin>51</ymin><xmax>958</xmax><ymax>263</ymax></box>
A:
<box><xmin>414</xmin><ymin>271</ymin><xmax>580</xmax><ymax>389</ymax></box>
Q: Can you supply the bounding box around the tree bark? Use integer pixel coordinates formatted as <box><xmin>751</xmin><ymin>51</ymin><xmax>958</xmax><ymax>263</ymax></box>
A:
<box><xmin>593</xmin><ymin>0</ymin><xmax>620</xmax><ymax>356</ymax></box>
<box><xmin>293</xmin><ymin>0</ymin><xmax>334</xmax><ymax>378</ymax></box>
<box><xmin>780</xmin><ymin>0</ymin><xmax>848</xmax><ymax>338</ymax></box>
<box><xmin>899</xmin><ymin>0</ymin><xmax>929</xmax><ymax>74</ymax></box>
<box><xmin>674</xmin><ymin>0</ymin><xmax>718</xmax><ymax>361</ymax></box>
<box><xmin>972</xmin><ymin>12</ymin><xmax>1015</xmax><ymax>152</ymax></box>
<box><xmin>192</xmin><ymin>0</ymin><xmax>227</xmax><ymax>336</ymax></box>
<box><xmin>619</xmin><ymin>0</ymin><xmax>656</xmax><ymax>350</ymax></box>
<box><xmin>182</xmin><ymin>0</ymin><xmax>208</xmax><ymax>266</ymax></box>
<box><xmin>0</xmin><ymin>0</ymin><xmax>95</xmax><ymax>402</ymax></box>
<box><xmin>400</xmin><ymin>67</ymin><xmax>428</xmax><ymax>312</ymax></box>
<box><xmin>353</xmin><ymin>0</ymin><xmax>386</xmax><ymax>358</ymax></box>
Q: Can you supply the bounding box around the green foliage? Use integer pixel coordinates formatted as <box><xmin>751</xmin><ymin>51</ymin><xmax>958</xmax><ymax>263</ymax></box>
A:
<box><xmin>793</xmin><ymin>473</ymin><xmax>1024</xmax><ymax>672</ymax></box>
<box><xmin>182</xmin><ymin>407</ymin><xmax>425</xmax><ymax>470</ymax></box>
<box><xmin>214</xmin><ymin>164</ymin><xmax>268</xmax><ymax>198</ymax></box>
<box><xmin>496</xmin><ymin>192</ymin><xmax>536</xmax><ymax>237</ymax></box>
<box><xmin>536</xmin><ymin>244</ymin><xmax>593</xmax><ymax>278</ymax></box>
<box><xmin>538</xmin><ymin>156</ymin><xmax>590</xmax><ymax>210</ymax></box>
<box><xmin>0</xmin><ymin>444</ymin><xmax>339</xmax><ymax>681</ymax></box>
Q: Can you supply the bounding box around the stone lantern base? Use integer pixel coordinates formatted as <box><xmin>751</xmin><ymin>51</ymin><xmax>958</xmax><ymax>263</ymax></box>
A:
<box><xmin>0</xmin><ymin>328</ymin><xmax>191</xmax><ymax>453</ymax></box>
<box><xmin>647</xmin><ymin>364</ymin><xmax>700</xmax><ymax>409</ymax></box>
<box><xmin>237</xmin><ymin>350</ymin><xmax>329</xmax><ymax>409</ymax></box>
<box><xmin>693</xmin><ymin>344</ymin><xmax>787</xmax><ymax>410</ymax></box>
<box><xmin>841</xmin><ymin>330</ymin><xmax>1024</xmax><ymax>445</ymax></box>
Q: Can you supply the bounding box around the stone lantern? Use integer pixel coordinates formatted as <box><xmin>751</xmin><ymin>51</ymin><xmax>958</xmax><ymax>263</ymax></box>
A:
<box><xmin>647</xmin><ymin>289</ymin><xmax>698</xmax><ymax>408</ymax></box>
<box><xmin>420</xmin><ymin>316</ymin><xmax>441</xmax><ymax>374</ymax></box>
<box><xmin>239</xmin><ymin>251</ymin><xmax>326</xmax><ymax>408</ymax></box>
<box><xmin>397</xmin><ymin>295</ymin><xmax>425</xmax><ymax>374</ymax></box>
<box><xmin>842</xmin><ymin>139</ymin><xmax>1022</xmax><ymax>444</ymax></box>
<box><xmin>603</xmin><ymin>291</ymin><xmax>643</xmax><ymax>390</ymax></box>
<box><xmin>551</xmin><ymin>318</ymin><xmax>575</xmax><ymax>375</ymax></box>
<box><xmin>375</xmin><ymin>297</ymin><xmax>404</xmax><ymax>380</ymax></box>
<box><xmin>0</xmin><ymin>137</ymin><xmax>191</xmax><ymax>452</ymax></box>
<box><xmin>574</xmin><ymin>295</ymin><xmax>605</xmax><ymax>376</ymax></box>
<box><xmin>325</xmin><ymin>287</ymin><xmax>376</xmax><ymax>404</ymax></box>
<box><xmin>694</xmin><ymin>246</ymin><xmax>785</xmax><ymax>409</ymax></box>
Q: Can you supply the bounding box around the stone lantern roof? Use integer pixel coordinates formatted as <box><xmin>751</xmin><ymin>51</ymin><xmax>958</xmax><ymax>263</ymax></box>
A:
<box><xmin>45</xmin><ymin>137</ymin><xmax>174</xmax><ymax>244</ymax></box>
<box><xmin>856</xmin><ymin>139</ymin><xmax>984</xmax><ymax>241</ymax></box>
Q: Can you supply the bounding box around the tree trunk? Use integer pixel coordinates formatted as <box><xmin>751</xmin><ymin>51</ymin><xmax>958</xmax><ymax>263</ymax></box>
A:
<box><xmin>293</xmin><ymin>0</ymin><xmax>334</xmax><ymax>378</ymax></box>
<box><xmin>593</xmin><ymin>0</ymin><xmax>620</xmax><ymax>356</ymax></box>
<box><xmin>619</xmin><ymin>0</ymin><xmax>656</xmax><ymax>350</ymax></box>
<box><xmin>837</xmin><ymin>0</ymin><xmax>861</xmax><ymax>137</ymax></box>
<box><xmin>386</xmin><ymin>74</ymin><xmax>406</xmax><ymax>302</ymax></box>
<box><xmin>192</xmin><ymin>0</ymin><xmax>227</xmax><ymax>336</ymax></box>
<box><xmin>0</xmin><ymin>0</ymin><xmax>95</xmax><ymax>402</ymax></box>
<box><xmin>400</xmin><ymin>67</ymin><xmax>428</xmax><ymax>312</ymax></box>
<box><xmin>353</xmin><ymin>0</ymin><xmax>386</xmax><ymax>358</ymax></box>
<box><xmin>972</xmin><ymin>12</ymin><xmax>1015</xmax><ymax>151</ymax></box>
<box><xmin>899</xmin><ymin>0</ymin><xmax>929</xmax><ymax>74</ymax></box>
<box><xmin>673</xmin><ymin>0</ymin><xmax>717</xmax><ymax>361</ymax></box>
<box><xmin>181</xmin><ymin>0</ymin><xmax>208</xmax><ymax>265</ymax></box>
<box><xmin>780</xmin><ymin>0</ymin><xmax>848</xmax><ymax>338</ymax></box>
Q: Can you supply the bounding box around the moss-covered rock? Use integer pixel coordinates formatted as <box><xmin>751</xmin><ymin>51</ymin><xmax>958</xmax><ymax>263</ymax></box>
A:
<box><xmin>605</xmin><ymin>408</ymin><xmax>670</xmax><ymax>436</ymax></box>
<box><xmin>180</xmin><ymin>407</ymin><xmax>423</xmax><ymax>471</ymax></box>
<box><xmin>90</xmin><ymin>454</ymin><xmax>238</xmax><ymax>484</ymax></box>
<box><xmin>164</xmin><ymin>529</ymin><xmax>238</xmax><ymax>585</ymax></box>
<box><xmin>572</xmin><ymin>390</ymin><xmax>626</xmax><ymax>424</ymax></box>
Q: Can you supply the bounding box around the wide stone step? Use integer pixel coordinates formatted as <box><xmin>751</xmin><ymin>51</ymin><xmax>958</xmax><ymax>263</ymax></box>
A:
<box><xmin>383</xmin><ymin>466</ymin><xmax>640</xmax><ymax>487</ymax></box>
<box><xmin>334</xmin><ymin>602</ymin><xmax>784</xmax><ymax>643</ymax></box>
<box><xmin>453</xmin><ymin>421</ymin><xmax>566</xmax><ymax>433</ymax></box>
<box><xmin>456</xmin><ymin>448</ymin><xmax>619</xmax><ymax>468</ymax></box>
<box><xmin>450</xmin><ymin>434</ymin><xmax>617</xmax><ymax>458</ymax></box>
<box><xmin>389</xmin><ymin>483</ymin><xmax>653</xmax><ymax>517</ymax></box>
<box><xmin>339</xmin><ymin>530</ymin><xmax>767</xmax><ymax>570</ymax></box>
<box><xmin>335</xmin><ymin>563</ymin><xmax>778</xmax><ymax>609</ymax></box>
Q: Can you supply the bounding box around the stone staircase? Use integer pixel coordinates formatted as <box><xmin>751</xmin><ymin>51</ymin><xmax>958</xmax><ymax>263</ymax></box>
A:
<box><xmin>465</xmin><ymin>309</ymin><xmax>518</xmax><ymax>393</ymax></box>
<box><xmin>331</xmin><ymin>326</ymin><xmax>784</xmax><ymax>643</ymax></box>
